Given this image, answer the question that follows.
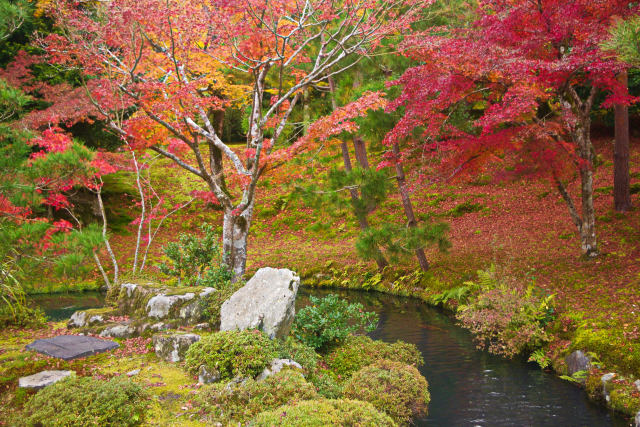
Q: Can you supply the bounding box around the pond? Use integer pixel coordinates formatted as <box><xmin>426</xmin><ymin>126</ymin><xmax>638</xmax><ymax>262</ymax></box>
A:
<box><xmin>32</xmin><ymin>288</ymin><xmax>627</xmax><ymax>426</ymax></box>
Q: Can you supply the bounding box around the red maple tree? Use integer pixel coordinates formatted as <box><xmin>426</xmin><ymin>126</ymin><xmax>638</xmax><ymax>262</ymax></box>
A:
<box><xmin>385</xmin><ymin>0</ymin><xmax>638</xmax><ymax>257</ymax></box>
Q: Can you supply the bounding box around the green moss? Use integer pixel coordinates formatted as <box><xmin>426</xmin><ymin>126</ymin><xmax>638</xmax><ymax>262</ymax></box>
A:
<box><xmin>184</xmin><ymin>330</ymin><xmax>277</xmax><ymax>380</ymax></box>
<box><xmin>22</xmin><ymin>376</ymin><xmax>148</xmax><ymax>427</ymax></box>
<box><xmin>196</xmin><ymin>370</ymin><xmax>318</xmax><ymax>424</ymax></box>
<box><xmin>609</xmin><ymin>384</ymin><xmax>640</xmax><ymax>417</ymax></box>
<box><xmin>324</xmin><ymin>335</ymin><xmax>423</xmax><ymax>379</ymax></box>
<box><xmin>252</xmin><ymin>399</ymin><xmax>397</xmax><ymax>426</ymax></box>
<box><xmin>343</xmin><ymin>359</ymin><xmax>430</xmax><ymax>424</ymax></box>
<box><xmin>571</xmin><ymin>327</ymin><xmax>640</xmax><ymax>375</ymax></box>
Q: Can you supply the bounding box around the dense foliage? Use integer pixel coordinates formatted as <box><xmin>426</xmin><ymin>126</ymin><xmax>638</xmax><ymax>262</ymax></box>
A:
<box><xmin>343</xmin><ymin>359</ymin><xmax>430</xmax><ymax>424</ymax></box>
<box><xmin>456</xmin><ymin>269</ymin><xmax>554</xmax><ymax>357</ymax></box>
<box><xmin>292</xmin><ymin>294</ymin><xmax>378</xmax><ymax>351</ymax></box>
<box><xmin>158</xmin><ymin>224</ymin><xmax>231</xmax><ymax>287</ymax></box>
<box><xmin>184</xmin><ymin>330</ymin><xmax>277</xmax><ymax>380</ymax></box>
<box><xmin>252</xmin><ymin>399</ymin><xmax>396</xmax><ymax>426</ymax></box>
<box><xmin>325</xmin><ymin>335</ymin><xmax>424</xmax><ymax>379</ymax></box>
<box><xmin>22</xmin><ymin>376</ymin><xmax>148</xmax><ymax>427</ymax></box>
<box><xmin>196</xmin><ymin>370</ymin><xmax>318</xmax><ymax>424</ymax></box>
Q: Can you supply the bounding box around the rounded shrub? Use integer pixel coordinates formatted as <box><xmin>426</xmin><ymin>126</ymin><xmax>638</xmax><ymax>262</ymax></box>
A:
<box><xmin>23</xmin><ymin>376</ymin><xmax>148</xmax><ymax>427</ymax></box>
<box><xmin>184</xmin><ymin>330</ymin><xmax>276</xmax><ymax>380</ymax></box>
<box><xmin>275</xmin><ymin>336</ymin><xmax>319</xmax><ymax>374</ymax></box>
<box><xmin>196</xmin><ymin>370</ymin><xmax>318</xmax><ymax>424</ymax></box>
<box><xmin>252</xmin><ymin>399</ymin><xmax>396</xmax><ymax>426</ymax></box>
<box><xmin>343</xmin><ymin>360</ymin><xmax>430</xmax><ymax>424</ymax></box>
<box><xmin>325</xmin><ymin>335</ymin><xmax>423</xmax><ymax>379</ymax></box>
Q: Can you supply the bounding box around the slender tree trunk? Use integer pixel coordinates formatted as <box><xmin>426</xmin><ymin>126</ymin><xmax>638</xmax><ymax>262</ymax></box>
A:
<box><xmin>303</xmin><ymin>87</ymin><xmax>310</xmax><ymax>134</ymax></box>
<box><xmin>574</xmin><ymin>120</ymin><xmax>599</xmax><ymax>257</ymax></box>
<box><xmin>222</xmin><ymin>204</ymin><xmax>253</xmax><ymax>280</ymax></box>
<box><xmin>614</xmin><ymin>71</ymin><xmax>631</xmax><ymax>212</ymax></box>
<box><xmin>353</xmin><ymin>136</ymin><xmax>370</xmax><ymax>169</ymax></box>
<box><xmin>392</xmin><ymin>142</ymin><xmax>430</xmax><ymax>271</ymax></box>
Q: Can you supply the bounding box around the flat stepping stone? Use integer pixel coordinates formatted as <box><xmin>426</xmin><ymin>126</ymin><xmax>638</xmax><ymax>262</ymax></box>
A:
<box><xmin>26</xmin><ymin>335</ymin><xmax>119</xmax><ymax>360</ymax></box>
<box><xmin>19</xmin><ymin>370</ymin><xmax>74</xmax><ymax>389</ymax></box>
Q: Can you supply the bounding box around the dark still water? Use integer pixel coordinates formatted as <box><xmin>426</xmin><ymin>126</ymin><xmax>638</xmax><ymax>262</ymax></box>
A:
<box><xmin>29</xmin><ymin>291</ymin><xmax>105</xmax><ymax>321</ymax></box>
<box><xmin>298</xmin><ymin>288</ymin><xmax>629</xmax><ymax>427</ymax></box>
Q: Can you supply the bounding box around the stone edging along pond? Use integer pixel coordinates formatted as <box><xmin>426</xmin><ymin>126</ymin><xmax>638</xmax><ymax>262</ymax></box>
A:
<box><xmin>297</xmin><ymin>266</ymin><xmax>640</xmax><ymax>426</ymax></box>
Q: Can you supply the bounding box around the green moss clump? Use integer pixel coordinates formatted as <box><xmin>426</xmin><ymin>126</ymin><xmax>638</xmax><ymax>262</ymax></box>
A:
<box><xmin>324</xmin><ymin>335</ymin><xmax>423</xmax><ymax>379</ymax></box>
<box><xmin>184</xmin><ymin>330</ymin><xmax>276</xmax><ymax>380</ymax></box>
<box><xmin>252</xmin><ymin>399</ymin><xmax>397</xmax><ymax>426</ymax></box>
<box><xmin>343</xmin><ymin>359</ymin><xmax>430</xmax><ymax>424</ymax></box>
<box><xmin>196</xmin><ymin>370</ymin><xmax>318</xmax><ymax>424</ymax></box>
<box><xmin>199</xmin><ymin>284</ymin><xmax>241</xmax><ymax>328</ymax></box>
<box><xmin>276</xmin><ymin>337</ymin><xmax>319</xmax><ymax>374</ymax></box>
<box><xmin>571</xmin><ymin>327</ymin><xmax>640</xmax><ymax>375</ymax></box>
<box><xmin>22</xmin><ymin>376</ymin><xmax>148</xmax><ymax>427</ymax></box>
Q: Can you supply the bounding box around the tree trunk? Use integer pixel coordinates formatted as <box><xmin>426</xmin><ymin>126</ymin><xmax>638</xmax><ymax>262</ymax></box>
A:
<box><xmin>575</xmin><ymin>121</ymin><xmax>599</xmax><ymax>257</ymax></box>
<box><xmin>392</xmin><ymin>142</ymin><xmax>430</xmax><ymax>271</ymax></box>
<box><xmin>614</xmin><ymin>71</ymin><xmax>631</xmax><ymax>212</ymax></box>
<box><xmin>303</xmin><ymin>87</ymin><xmax>310</xmax><ymax>134</ymax></box>
<box><xmin>353</xmin><ymin>136</ymin><xmax>370</xmax><ymax>169</ymax></box>
<box><xmin>222</xmin><ymin>205</ymin><xmax>253</xmax><ymax>280</ymax></box>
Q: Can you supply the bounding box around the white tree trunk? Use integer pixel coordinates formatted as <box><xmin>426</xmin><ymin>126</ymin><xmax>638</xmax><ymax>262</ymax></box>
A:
<box><xmin>222</xmin><ymin>202</ymin><xmax>254</xmax><ymax>280</ymax></box>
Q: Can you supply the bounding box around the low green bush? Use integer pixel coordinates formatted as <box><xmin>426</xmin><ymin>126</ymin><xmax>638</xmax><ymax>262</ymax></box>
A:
<box><xmin>252</xmin><ymin>399</ymin><xmax>396</xmax><ymax>426</ymax></box>
<box><xmin>308</xmin><ymin>369</ymin><xmax>343</xmax><ymax>399</ymax></box>
<box><xmin>343</xmin><ymin>359</ymin><xmax>430</xmax><ymax>424</ymax></box>
<box><xmin>292</xmin><ymin>294</ymin><xmax>378</xmax><ymax>351</ymax></box>
<box><xmin>275</xmin><ymin>336</ymin><xmax>319</xmax><ymax>374</ymax></box>
<box><xmin>196</xmin><ymin>370</ymin><xmax>318</xmax><ymax>424</ymax></box>
<box><xmin>22</xmin><ymin>376</ymin><xmax>148</xmax><ymax>427</ymax></box>
<box><xmin>324</xmin><ymin>335</ymin><xmax>423</xmax><ymax>379</ymax></box>
<box><xmin>184</xmin><ymin>330</ymin><xmax>276</xmax><ymax>380</ymax></box>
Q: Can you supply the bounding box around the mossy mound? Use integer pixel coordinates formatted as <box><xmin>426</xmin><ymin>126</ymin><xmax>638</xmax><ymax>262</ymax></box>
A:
<box><xmin>184</xmin><ymin>330</ymin><xmax>276</xmax><ymax>380</ymax></box>
<box><xmin>196</xmin><ymin>369</ymin><xmax>318</xmax><ymax>424</ymax></box>
<box><xmin>22</xmin><ymin>376</ymin><xmax>148</xmax><ymax>427</ymax></box>
<box><xmin>343</xmin><ymin>359</ymin><xmax>430</xmax><ymax>424</ymax></box>
<box><xmin>252</xmin><ymin>398</ymin><xmax>397</xmax><ymax>426</ymax></box>
<box><xmin>324</xmin><ymin>335</ymin><xmax>423</xmax><ymax>379</ymax></box>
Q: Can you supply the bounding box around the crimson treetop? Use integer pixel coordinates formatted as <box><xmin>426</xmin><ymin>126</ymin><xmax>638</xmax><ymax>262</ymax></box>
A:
<box><xmin>385</xmin><ymin>0</ymin><xmax>637</xmax><ymax>257</ymax></box>
<box><xmin>45</xmin><ymin>0</ymin><xmax>424</xmax><ymax>279</ymax></box>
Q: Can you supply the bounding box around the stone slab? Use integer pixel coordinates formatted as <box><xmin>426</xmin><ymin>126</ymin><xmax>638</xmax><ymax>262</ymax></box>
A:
<box><xmin>19</xmin><ymin>370</ymin><xmax>74</xmax><ymax>389</ymax></box>
<box><xmin>26</xmin><ymin>335</ymin><xmax>119</xmax><ymax>360</ymax></box>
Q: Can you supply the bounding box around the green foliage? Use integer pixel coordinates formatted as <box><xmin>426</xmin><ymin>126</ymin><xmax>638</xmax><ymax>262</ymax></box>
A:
<box><xmin>276</xmin><ymin>336</ymin><xmax>320</xmax><ymax>374</ymax></box>
<box><xmin>603</xmin><ymin>15</ymin><xmax>640</xmax><ymax>65</ymax></box>
<box><xmin>0</xmin><ymin>78</ymin><xmax>31</xmax><ymax>122</ymax></box>
<box><xmin>22</xmin><ymin>376</ymin><xmax>149</xmax><ymax>427</ymax></box>
<box><xmin>0</xmin><ymin>1</ymin><xmax>30</xmax><ymax>41</ymax></box>
<box><xmin>356</xmin><ymin>222</ymin><xmax>450</xmax><ymax>264</ymax></box>
<box><xmin>343</xmin><ymin>359</ymin><xmax>430</xmax><ymax>424</ymax></box>
<box><xmin>446</xmin><ymin>201</ymin><xmax>484</xmax><ymax>217</ymax></box>
<box><xmin>0</xmin><ymin>252</ymin><xmax>46</xmax><ymax>328</ymax></box>
<box><xmin>292</xmin><ymin>294</ymin><xmax>378</xmax><ymax>351</ymax></box>
<box><xmin>158</xmin><ymin>224</ymin><xmax>232</xmax><ymax>287</ymax></box>
<box><xmin>184</xmin><ymin>330</ymin><xmax>277</xmax><ymax>380</ymax></box>
<box><xmin>196</xmin><ymin>370</ymin><xmax>318</xmax><ymax>424</ymax></box>
<box><xmin>527</xmin><ymin>348</ymin><xmax>551</xmax><ymax>370</ymax></box>
<box><xmin>456</xmin><ymin>268</ymin><xmax>554</xmax><ymax>357</ymax></box>
<box><xmin>429</xmin><ymin>282</ymin><xmax>477</xmax><ymax>306</ymax></box>
<box><xmin>198</xmin><ymin>282</ymin><xmax>241</xmax><ymax>328</ymax></box>
<box><xmin>252</xmin><ymin>399</ymin><xmax>396</xmax><ymax>426</ymax></box>
<box><xmin>325</xmin><ymin>335</ymin><xmax>424</xmax><ymax>379</ymax></box>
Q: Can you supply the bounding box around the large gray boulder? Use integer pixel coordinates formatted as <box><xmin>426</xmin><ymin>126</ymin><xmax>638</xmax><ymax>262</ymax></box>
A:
<box><xmin>19</xmin><ymin>370</ymin><xmax>74</xmax><ymax>389</ymax></box>
<box><xmin>220</xmin><ymin>267</ymin><xmax>300</xmax><ymax>339</ymax></box>
<box><xmin>153</xmin><ymin>333</ymin><xmax>200</xmax><ymax>362</ymax></box>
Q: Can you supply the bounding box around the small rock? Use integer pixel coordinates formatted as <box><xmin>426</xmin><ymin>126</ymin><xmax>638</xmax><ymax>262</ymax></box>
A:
<box><xmin>68</xmin><ymin>311</ymin><xmax>87</xmax><ymax>328</ymax></box>
<box><xmin>19</xmin><ymin>370</ymin><xmax>74</xmax><ymax>389</ymax></box>
<box><xmin>635</xmin><ymin>410</ymin><xmax>640</xmax><ymax>427</ymax></box>
<box><xmin>194</xmin><ymin>323</ymin><xmax>210</xmax><ymax>331</ymax></box>
<box><xmin>256</xmin><ymin>358</ymin><xmax>303</xmax><ymax>381</ymax></box>
<box><xmin>223</xmin><ymin>376</ymin><xmax>248</xmax><ymax>392</ymax></box>
<box><xmin>634</xmin><ymin>379</ymin><xmax>640</xmax><ymax>393</ymax></box>
<box><xmin>88</xmin><ymin>315</ymin><xmax>104</xmax><ymax>325</ymax></box>
<box><xmin>100</xmin><ymin>324</ymin><xmax>136</xmax><ymax>338</ymax></box>
<box><xmin>153</xmin><ymin>333</ymin><xmax>200</xmax><ymax>363</ymax></box>
<box><xmin>565</xmin><ymin>350</ymin><xmax>591</xmax><ymax>377</ymax></box>
<box><xmin>121</xmin><ymin>283</ymin><xmax>138</xmax><ymax>297</ymax></box>
<box><xmin>126</xmin><ymin>369</ymin><xmax>140</xmax><ymax>377</ymax></box>
<box><xmin>198</xmin><ymin>365</ymin><xmax>220</xmax><ymax>384</ymax></box>
<box><xmin>146</xmin><ymin>294</ymin><xmax>194</xmax><ymax>319</ymax></box>
<box><xmin>220</xmin><ymin>267</ymin><xmax>300</xmax><ymax>339</ymax></box>
<box><xmin>601</xmin><ymin>373</ymin><xmax>616</xmax><ymax>402</ymax></box>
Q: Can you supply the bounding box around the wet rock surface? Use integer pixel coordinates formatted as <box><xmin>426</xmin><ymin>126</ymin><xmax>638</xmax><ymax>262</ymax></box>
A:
<box><xmin>152</xmin><ymin>333</ymin><xmax>200</xmax><ymax>362</ymax></box>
